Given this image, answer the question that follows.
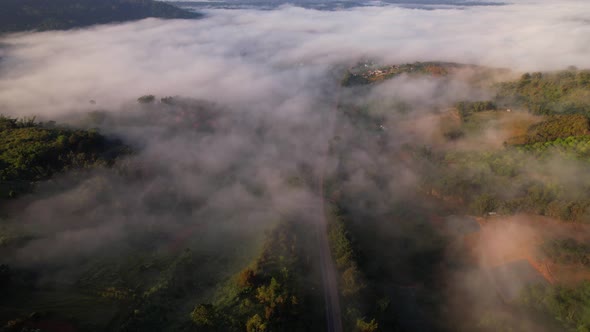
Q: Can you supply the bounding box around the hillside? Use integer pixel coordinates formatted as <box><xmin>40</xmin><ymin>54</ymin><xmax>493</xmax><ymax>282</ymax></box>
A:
<box><xmin>0</xmin><ymin>116</ymin><xmax>128</xmax><ymax>200</ymax></box>
<box><xmin>0</xmin><ymin>0</ymin><xmax>200</xmax><ymax>33</ymax></box>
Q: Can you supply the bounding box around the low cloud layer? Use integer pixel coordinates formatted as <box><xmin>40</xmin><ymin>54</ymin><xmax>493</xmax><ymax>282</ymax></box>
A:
<box><xmin>1</xmin><ymin>0</ymin><xmax>588</xmax><ymax>274</ymax></box>
<box><xmin>0</xmin><ymin>0</ymin><xmax>589</xmax><ymax>115</ymax></box>
<box><xmin>0</xmin><ymin>2</ymin><xmax>589</xmax><ymax>330</ymax></box>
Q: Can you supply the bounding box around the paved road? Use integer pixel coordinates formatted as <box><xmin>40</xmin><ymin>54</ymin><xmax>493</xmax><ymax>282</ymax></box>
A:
<box><xmin>317</xmin><ymin>215</ymin><xmax>343</xmax><ymax>332</ymax></box>
<box><xmin>316</xmin><ymin>81</ymin><xmax>343</xmax><ymax>332</ymax></box>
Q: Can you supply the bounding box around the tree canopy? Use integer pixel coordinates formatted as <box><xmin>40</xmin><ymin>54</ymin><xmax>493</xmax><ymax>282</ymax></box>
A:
<box><xmin>0</xmin><ymin>0</ymin><xmax>200</xmax><ymax>33</ymax></box>
<box><xmin>0</xmin><ymin>115</ymin><xmax>128</xmax><ymax>199</ymax></box>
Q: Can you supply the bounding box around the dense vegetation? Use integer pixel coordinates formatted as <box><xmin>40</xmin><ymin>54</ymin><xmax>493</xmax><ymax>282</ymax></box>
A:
<box><xmin>518</xmin><ymin>135</ymin><xmax>590</xmax><ymax>160</ymax></box>
<box><xmin>189</xmin><ymin>221</ymin><xmax>323</xmax><ymax>332</ymax></box>
<box><xmin>340</xmin><ymin>65</ymin><xmax>590</xmax><ymax>331</ymax></box>
<box><xmin>0</xmin><ymin>100</ymin><xmax>263</xmax><ymax>331</ymax></box>
<box><xmin>2</xmin><ymin>247</ymin><xmax>246</xmax><ymax>331</ymax></box>
<box><xmin>418</xmin><ymin>146</ymin><xmax>590</xmax><ymax>221</ymax></box>
<box><xmin>496</xmin><ymin>70</ymin><xmax>590</xmax><ymax>116</ymax></box>
<box><xmin>512</xmin><ymin>114</ymin><xmax>590</xmax><ymax>145</ymax></box>
<box><xmin>455</xmin><ymin>101</ymin><xmax>497</xmax><ymax>120</ymax></box>
<box><xmin>541</xmin><ymin>238</ymin><xmax>590</xmax><ymax>266</ymax></box>
<box><xmin>0</xmin><ymin>115</ymin><xmax>127</xmax><ymax>199</ymax></box>
<box><xmin>327</xmin><ymin>207</ymin><xmax>378</xmax><ymax>332</ymax></box>
<box><xmin>0</xmin><ymin>0</ymin><xmax>200</xmax><ymax>33</ymax></box>
<box><xmin>328</xmin><ymin>97</ymin><xmax>451</xmax><ymax>331</ymax></box>
<box><xmin>521</xmin><ymin>282</ymin><xmax>590</xmax><ymax>332</ymax></box>
<box><xmin>415</xmin><ymin>78</ymin><xmax>590</xmax><ymax>221</ymax></box>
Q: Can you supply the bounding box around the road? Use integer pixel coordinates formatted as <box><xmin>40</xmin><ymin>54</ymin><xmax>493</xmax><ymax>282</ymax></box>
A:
<box><xmin>317</xmin><ymin>214</ymin><xmax>343</xmax><ymax>332</ymax></box>
<box><xmin>316</xmin><ymin>79</ymin><xmax>343</xmax><ymax>332</ymax></box>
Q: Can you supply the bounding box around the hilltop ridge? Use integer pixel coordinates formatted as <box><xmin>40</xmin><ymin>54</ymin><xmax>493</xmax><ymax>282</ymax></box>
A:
<box><xmin>0</xmin><ymin>0</ymin><xmax>200</xmax><ymax>33</ymax></box>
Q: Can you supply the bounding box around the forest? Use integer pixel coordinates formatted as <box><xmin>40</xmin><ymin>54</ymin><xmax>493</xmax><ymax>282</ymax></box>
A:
<box><xmin>0</xmin><ymin>116</ymin><xmax>128</xmax><ymax>199</ymax></box>
<box><xmin>0</xmin><ymin>0</ymin><xmax>200</xmax><ymax>33</ymax></box>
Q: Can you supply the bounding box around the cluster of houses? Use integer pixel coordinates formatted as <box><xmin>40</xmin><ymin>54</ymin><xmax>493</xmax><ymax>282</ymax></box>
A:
<box><xmin>360</xmin><ymin>65</ymin><xmax>403</xmax><ymax>79</ymax></box>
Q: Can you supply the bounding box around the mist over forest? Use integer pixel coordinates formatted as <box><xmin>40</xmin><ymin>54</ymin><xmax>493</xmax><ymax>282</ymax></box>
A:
<box><xmin>1</xmin><ymin>0</ymin><xmax>590</xmax><ymax>331</ymax></box>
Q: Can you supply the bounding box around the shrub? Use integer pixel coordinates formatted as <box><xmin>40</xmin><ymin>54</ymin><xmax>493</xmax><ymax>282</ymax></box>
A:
<box><xmin>191</xmin><ymin>304</ymin><xmax>216</xmax><ymax>327</ymax></box>
<box><xmin>246</xmin><ymin>314</ymin><xmax>267</xmax><ymax>332</ymax></box>
<box><xmin>356</xmin><ymin>318</ymin><xmax>378</xmax><ymax>332</ymax></box>
<box><xmin>238</xmin><ymin>268</ymin><xmax>257</xmax><ymax>289</ymax></box>
<box><xmin>523</xmin><ymin>115</ymin><xmax>589</xmax><ymax>144</ymax></box>
<box><xmin>137</xmin><ymin>95</ymin><xmax>156</xmax><ymax>104</ymax></box>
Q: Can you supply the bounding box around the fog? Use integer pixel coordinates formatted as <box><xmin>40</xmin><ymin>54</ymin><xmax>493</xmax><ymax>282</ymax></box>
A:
<box><xmin>0</xmin><ymin>1</ymin><xmax>589</xmax><ymax>114</ymax></box>
<box><xmin>1</xmin><ymin>0</ymin><xmax>589</xmax><ymax>330</ymax></box>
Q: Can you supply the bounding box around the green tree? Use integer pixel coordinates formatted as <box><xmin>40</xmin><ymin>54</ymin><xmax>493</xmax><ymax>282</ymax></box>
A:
<box><xmin>356</xmin><ymin>318</ymin><xmax>379</xmax><ymax>332</ymax></box>
<box><xmin>246</xmin><ymin>314</ymin><xmax>267</xmax><ymax>332</ymax></box>
<box><xmin>137</xmin><ymin>95</ymin><xmax>156</xmax><ymax>104</ymax></box>
<box><xmin>238</xmin><ymin>268</ymin><xmax>257</xmax><ymax>289</ymax></box>
<box><xmin>471</xmin><ymin>194</ymin><xmax>497</xmax><ymax>215</ymax></box>
<box><xmin>190</xmin><ymin>304</ymin><xmax>216</xmax><ymax>327</ymax></box>
<box><xmin>342</xmin><ymin>265</ymin><xmax>365</xmax><ymax>296</ymax></box>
